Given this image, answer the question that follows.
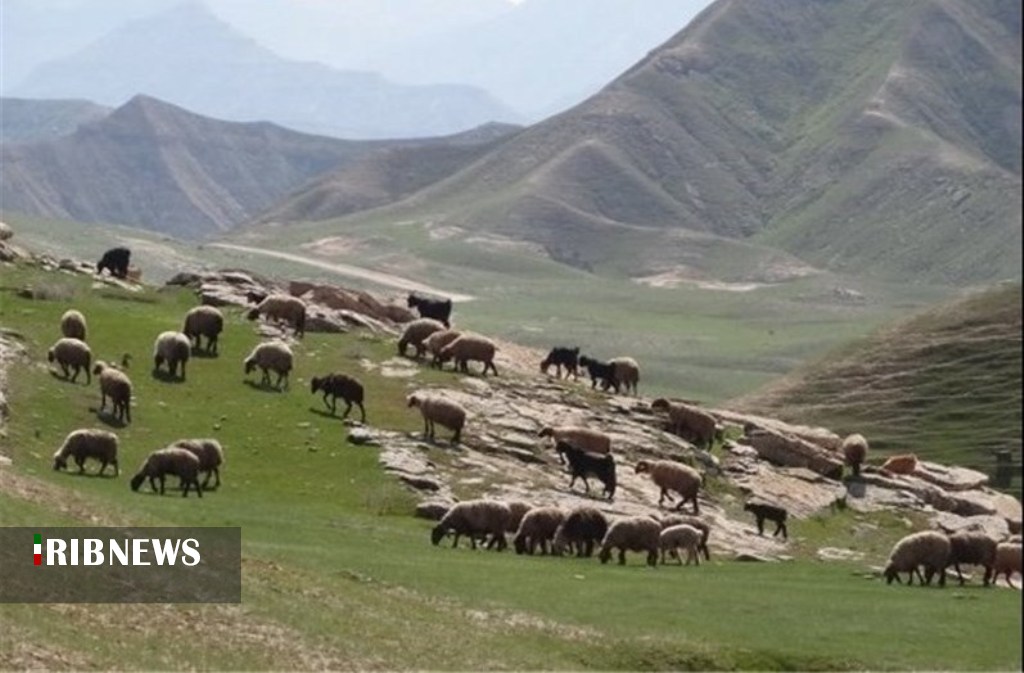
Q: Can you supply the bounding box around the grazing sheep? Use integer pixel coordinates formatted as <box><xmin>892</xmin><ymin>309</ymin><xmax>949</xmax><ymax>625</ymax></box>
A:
<box><xmin>437</xmin><ymin>334</ymin><xmax>499</xmax><ymax>376</ymax></box>
<box><xmin>407</xmin><ymin>393</ymin><xmax>466</xmax><ymax>444</ymax></box>
<box><xmin>93</xmin><ymin>361</ymin><xmax>132</xmax><ymax>424</ymax></box>
<box><xmin>423</xmin><ymin>329</ymin><xmax>463</xmax><ymax>368</ymax></box>
<box><xmin>397</xmin><ymin>318</ymin><xmax>446</xmax><ymax>358</ymax></box>
<box><xmin>247</xmin><ymin>294</ymin><xmax>306</xmax><ymax>338</ymax></box>
<box><xmin>650</xmin><ymin>399</ymin><xmax>717</xmax><ymax>450</ymax></box>
<box><xmin>513</xmin><ymin>506</ymin><xmax>566</xmax><ymax>555</ymax></box>
<box><xmin>538</xmin><ymin>426</ymin><xmax>611</xmax><ymax>463</ymax></box>
<box><xmin>506</xmin><ymin>501</ymin><xmax>532</xmax><ymax>534</ymax></box>
<box><xmin>578</xmin><ymin>355</ymin><xmax>617</xmax><ymax>392</ymax></box>
<box><xmin>552</xmin><ymin>506</ymin><xmax>609</xmax><ymax>557</ymax></box>
<box><xmin>881</xmin><ymin>453</ymin><xmax>919</xmax><ymax>475</ymax></box>
<box><xmin>555</xmin><ymin>442</ymin><xmax>616</xmax><ymax>500</ymax></box>
<box><xmin>60</xmin><ymin>309</ymin><xmax>87</xmax><ymax>341</ymax></box>
<box><xmin>607</xmin><ymin>357</ymin><xmax>639</xmax><ymax>395</ymax></box>
<box><xmin>991</xmin><ymin>542</ymin><xmax>1022</xmax><ymax>588</ymax></box>
<box><xmin>130</xmin><ymin>447</ymin><xmax>202</xmax><ymax>497</ymax></box>
<box><xmin>945</xmin><ymin>532</ymin><xmax>998</xmax><ymax>586</ymax></box>
<box><xmin>172</xmin><ymin>438</ymin><xmax>224</xmax><ymax>489</ymax></box>
<box><xmin>243</xmin><ymin>341</ymin><xmax>293</xmax><ymax>390</ymax></box>
<box><xmin>653</xmin><ymin>514</ymin><xmax>711</xmax><ymax>561</ymax></box>
<box><xmin>182</xmin><ymin>305</ymin><xmax>224</xmax><ymax>355</ymax></box>
<box><xmin>841</xmin><ymin>433</ymin><xmax>869</xmax><ymax>477</ymax></box>
<box><xmin>599</xmin><ymin>516</ymin><xmax>661</xmax><ymax>567</ymax></box>
<box><xmin>540</xmin><ymin>346</ymin><xmax>580</xmax><ymax>379</ymax></box>
<box><xmin>634</xmin><ymin>459</ymin><xmax>702</xmax><ymax>514</ymax></box>
<box><xmin>96</xmin><ymin>246</ymin><xmax>131</xmax><ymax>279</ymax></box>
<box><xmin>883</xmin><ymin>530</ymin><xmax>951</xmax><ymax>586</ymax></box>
<box><xmin>431</xmin><ymin>499</ymin><xmax>510</xmax><ymax>550</ymax></box>
<box><xmin>52</xmin><ymin>428</ymin><xmax>118</xmax><ymax>476</ymax></box>
<box><xmin>659</xmin><ymin>524</ymin><xmax>703</xmax><ymax>566</ymax></box>
<box><xmin>310</xmin><ymin>373</ymin><xmax>366</xmax><ymax>422</ymax></box>
<box><xmin>153</xmin><ymin>331</ymin><xmax>191</xmax><ymax>380</ymax></box>
<box><xmin>407</xmin><ymin>293</ymin><xmax>453</xmax><ymax>327</ymax></box>
<box><xmin>743</xmin><ymin>501</ymin><xmax>789</xmax><ymax>540</ymax></box>
<box><xmin>48</xmin><ymin>337</ymin><xmax>92</xmax><ymax>384</ymax></box>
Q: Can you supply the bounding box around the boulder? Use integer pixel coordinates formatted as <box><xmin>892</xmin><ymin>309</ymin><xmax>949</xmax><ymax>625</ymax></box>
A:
<box><xmin>741</xmin><ymin>428</ymin><xmax>844</xmax><ymax>479</ymax></box>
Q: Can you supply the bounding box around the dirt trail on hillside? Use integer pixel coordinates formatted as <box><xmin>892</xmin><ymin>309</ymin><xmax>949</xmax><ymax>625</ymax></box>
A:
<box><xmin>207</xmin><ymin>243</ymin><xmax>474</xmax><ymax>301</ymax></box>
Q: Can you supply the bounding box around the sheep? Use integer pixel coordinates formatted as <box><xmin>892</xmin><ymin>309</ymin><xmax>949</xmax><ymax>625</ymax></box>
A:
<box><xmin>397</xmin><ymin>318</ymin><xmax>445</xmax><ymax>358</ymax></box>
<box><xmin>130</xmin><ymin>447</ymin><xmax>203</xmax><ymax>498</ymax></box>
<box><xmin>991</xmin><ymin>542</ymin><xmax>1022</xmax><ymax>588</ymax></box>
<box><xmin>538</xmin><ymin>426</ymin><xmax>611</xmax><ymax>463</ymax></box>
<box><xmin>552</xmin><ymin>506</ymin><xmax>609</xmax><ymax>557</ymax></box>
<box><xmin>506</xmin><ymin>501</ymin><xmax>532</xmax><ymax>534</ymax></box>
<box><xmin>247</xmin><ymin>294</ymin><xmax>306</xmax><ymax>338</ymax></box>
<box><xmin>93</xmin><ymin>361</ymin><xmax>132</xmax><ymax>424</ymax></box>
<box><xmin>407</xmin><ymin>293</ymin><xmax>453</xmax><ymax>327</ymax></box>
<box><xmin>245</xmin><ymin>289</ymin><xmax>268</xmax><ymax>305</ymax></box>
<box><xmin>881</xmin><ymin>453</ymin><xmax>919</xmax><ymax>475</ymax></box>
<box><xmin>437</xmin><ymin>334</ymin><xmax>499</xmax><ymax>376</ymax></box>
<box><xmin>96</xmin><ymin>246</ymin><xmax>131</xmax><ymax>279</ymax></box>
<box><xmin>578</xmin><ymin>355</ymin><xmax>617</xmax><ymax>392</ymax></box>
<box><xmin>431</xmin><ymin>499</ymin><xmax>510</xmax><ymax>550</ymax></box>
<box><xmin>554</xmin><ymin>442</ymin><xmax>616</xmax><ymax>500</ymax></box>
<box><xmin>653</xmin><ymin>514</ymin><xmax>711</xmax><ymax>561</ymax></box>
<box><xmin>634</xmin><ymin>459</ymin><xmax>702</xmax><ymax>514</ymax></box>
<box><xmin>407</xmin><ymin>393</ymin><xmax>466</xmax><ymax>444</ymax></box>
<box><xmin>60</xmin><ymin>309</ymin><xmax>87</xmax><ymax>341</ymax></box>
<box><xmin>883</xmin><ymin>530</ymin><xmax>951</xmax><ymax>586</ymax></box>
<box><xmin>945</xmin><ymin>532</ymin><xmax>998</xmax><ymax>586</ymax></box>
<box><xmin>47</xmin><ymin>337</ymin><xmax>92</xmax><ymax>384</ymax></box>
<box><xmin>743</xmin><ymin>501</ymin><xmax>789</xmax><ymax>540</ymax></box>
<box><xmin>540</xmin><ymin>346</ymin><xmax>580</xmax><ymax>379</ymax></box>
<box><xmin>659</xmin><ymin>524</ymin><xmax>703</xmax><ymax>566</ymax></box>
<box><xmin>182</xmin><ymin>305</ymin><xmax>224</xmax><ymax>355</ymax></box>
<box><xmin>172</xmin><ymin>438</ymin><xmax>224</xmax><ymax>489</ymax></box>
<box><xmin>841</xmin><ymin>433</ymin><xmax>869</xmax><ymax>477</ymax></box>
<box><xmin>513</xmin><ymin>506</ymin><xmax>566</xmax><ymax>555</ymax></box>
<box><xmin>650</xmin><ymin>399</ymin><xmax>718</xmax><ymax>450</ymax></box>
<box><xmin>153</xmin><ymin>331</ymin><xmax>191</xmax><ymax>380</ymax></box>
<box><xmin>243</xmin><ymin>341</ymin><xmax>293</xmax><ymax>390</ymax></box>
<box><xmin>310</xmin><ymin>373</ymin><xmax>366</xmax><ymax>422</ymax></box>
<box><xmin>598</xmin><ymin>516</ymin><xmax>661</xmax><ymax>567</ymax></box>
<box><xmin>52</xmin><ymin>428</ymin><xmax>119</xmax><ymax>476</ymax></box>
<box><xmin>423</xmin><ymin>329</ymin><xmax>463</xmax><ymax>368</ymax></box>
<box><xmin>607</xmin><ymin>357</ymin><xmax>639</xmax><ymax>395</ymax></box>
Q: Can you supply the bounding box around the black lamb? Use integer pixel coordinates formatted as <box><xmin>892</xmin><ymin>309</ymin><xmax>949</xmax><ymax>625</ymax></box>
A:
<box><xmin>407</xmin><ymin>293</ymin><xmax>453</xmax><ymax>327</ymax></box>
<box><xmin>97</xmin><ymin>247</ymin><xmax>131</xmax><ymax>279</ymax></box>
<box><xmin>578</xmin><ymin>355</ymin><xmax>619</xmax><ymax>393</ymax></box>
<box><xmin>540</xmin><ymin>346</ymin><xmax>580</xmax><ymax>379</ymax></box>
<box><xmin>743</xmin><ymin>501</ymin><xmax>789</xmax><ymax>540</ymax></box>
<box><xmin>555</xmin><ymin>441</ymin><xmax>616</xmax><ymax>500</ymax></box>
<box><xmin>311</xmin><ymin>373</ymin><xmax>366</xmax><ymax>422</ymax></box>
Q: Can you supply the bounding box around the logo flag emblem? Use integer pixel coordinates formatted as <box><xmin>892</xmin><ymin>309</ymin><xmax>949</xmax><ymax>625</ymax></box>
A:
<box><xmin>33</xmin><ymin>533</ymin><xmax>42</xmax><ymax>566</ymax></box>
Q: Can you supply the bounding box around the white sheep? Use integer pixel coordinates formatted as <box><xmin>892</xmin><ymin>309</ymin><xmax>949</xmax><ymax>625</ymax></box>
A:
<box><xmin>599</xmin><ymin>516</ymin><xmax>661</xmax><ymax>567</ymax></box>
<box><xmin>52</xmin><ymin>428</ymin><xmax>119</xmax><ymax>476</ymax></box>
<box><xmin>397</xmin><ymin>318</ymin><xmax>445</xmax><ymax>358</ymax></box>
<box><xmin>513</xmin><ymin>506</ymin><xmax>566</xmax><ymax>555</ymax></box>
<box><xmin>608</xmin><ymin>356</ymin><xmax>640</xmax><ymax>395</ymax></box>
<box><xmin>243</xmin><ymin>340</ymin><xmax>293</xmax><ymax>390</ymax></box>
<box><xmin>60</xmin><ymin>309</ymin><xmax>87</xmax><ymax>341</ymax></box>
<box><xmin>407</xmin><ymin>393</ymin><xmax>466</xmax><ymax>444</ymax></box>
<box><xmin>883</xmin><ymin>530</ymin><xmax>951</xmax><ymax>586</ymax></box>
<box><xmin>537</xmin><ymin>425</ymin><xmax>611</xmax><ymax>462</ymax></box>
<box><xmin>423</xmin><ymin>329</ymin><xmax>463</xmax><ymax>368</ymax></box>
<box><xmin>437</xmin><ymin>334</ymin><xmax>498</xmax><ymax>376</ymax></box>
<box><xmin>659</xmin><ymin>524</ymin><xmax>703</xmax><ymax>566</ymax></box>
<box><xmin>635</xmin><ymin>459</ymin><xmax>703</xmax><ymax>514</ymax></box>
<box><xmin>992</xmin><ymin>542</ymin><xmax>1022</xmax><ymax>588</ymax></box>
<box><xmin>650</xmin><ymin>399</ymin><xmax>717</xmax><ymax>450</ymax></box>
<box><xmin>130</xmin><ymin>447</ymin><xmax>203</xmax><ymax>497</ymax></box>
<box><xmin>48</xmin><ymin>337</ymin><xmax>92</xmax><ymax>384</ymax></box>
<box><xmin>153</xmin><ymin>331</ymin><xmax>191</xmax><ymax>380</ymax></box>
<box><xmin>93</xmin><ymin>361</ymin><xmax>132</xmax><ymax>424</ymax></box>
<box><xmin>431</xmin><ymin>499</ymin><xmax>511</xmax><ymax>550</ymax></box>
<box><xmin>841</xmin><ymin>433</ymin><xmax>869</xmax><ymax>477</ymax></box>
<box><xmin>172</xmin><ymin>438</ymin><xmax>224</xmax><ymax>489</ymax></box>
<box><xmin>653</xmin><ymin>514</ymin><xmax>711</xmax><ymax>560</ymax></box>
<box><xmin>182</xmin><ymin>305</ymin><xmax>224</xmax><ymax>355</ymax></box>
<box><xmin>247</xmin><ymin>294</ymin><xmax>307</xmax><ymax>337</ymax></box>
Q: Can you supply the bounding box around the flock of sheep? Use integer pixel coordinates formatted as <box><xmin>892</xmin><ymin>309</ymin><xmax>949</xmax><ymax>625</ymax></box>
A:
<box><xmin>42</xmin><ymin>257</ymin><xmax>1022</xmax><ymax>585</ymax></box>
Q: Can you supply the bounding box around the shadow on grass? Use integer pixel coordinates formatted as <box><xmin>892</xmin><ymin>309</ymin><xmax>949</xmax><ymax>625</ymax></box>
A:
<box><xmin>48</xmin><ymin>369</ymin><xmax>90</xmax><ymax>385</ymax></box>
<box><xmin>57</xmin><ymin>469</ymin><xmax>119</xmax><ymax>479</ymax></box>
<box><xmin>91</xmin><ymin>408</ymin><xmax>128</xmax><ymax>428</ymax></box>
<box><xmin>190</xmin><ymin>348</ymin><xmax>219</xmax><ymax>359</ymax></box>
<box><xmin>151</xmin><ymin>368</ymin><xmax>186</xmax><ymax>384</ymax></box>
<box><xmin>243</xmin><ymin>379</ymin><xmax>286</xmax><ymax>393</ymax></box>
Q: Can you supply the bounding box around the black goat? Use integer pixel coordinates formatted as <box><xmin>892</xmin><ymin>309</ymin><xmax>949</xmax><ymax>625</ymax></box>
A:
<box><xmin>743</xmin><ymin>501</ymin><xmax>788</xmax><ymax>540</ymax></box>
<box><xmin>97</xmin><ymin>247</ymin><xmax>131</xmax><ymax>279</ymax></box>
<box><xmin>407</xmin><ymin>293</ymin><xmax>452</xmax><ymax>327</ymax></box>
<box><xmin>540</xmin><ymin>346</ymin><xmax>580</xmax><ymax>379</ymax></box>
<box><xmin>555</xmin><ymin>441</ymin><xmax>616</xmax><ymax>500</ymax></box>
<box><xmin>245</xmin><ymin>290</ymin><xmax>268</xmax><ymax>305</ymax></box>
<box><xmin>578</xmin><ymin>355</ymin><xmax>619</xmax><ymax>393</ymax></box>
<box><xmin>311</xmin><ymin>373</ymin><xmax>366</xmax><ymax>422</ymax></box>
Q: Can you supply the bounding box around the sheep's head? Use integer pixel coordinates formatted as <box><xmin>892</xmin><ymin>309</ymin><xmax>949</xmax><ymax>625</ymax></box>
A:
<box><xmin>47</xmin><ymin>348</ymin><xmax>56</xmax><ymax>363</ymax></box>
<box><xmin>598</xmin><ymin>547</ymin><xmax>612</xmax><ymax>565</ymax></box>
<box><xmin>310</xmin><ymin>377</ymin><xmax>322</xmax><ymax>394</ymax></box>
<box><xmin>406</xmin><ymin>394</ymin><xmax>421</xmax><ymax>409</ymax></box>
<box><xmin>92</xmin><ymin>362</ymin><xmax>106</xmax><ymax>375</ymax></box>
<box><xmin>634</xmin><ymin>460</ymin><xmax>651</xmax><ymax>475</ymax></box>
<box><xmin>53</xmin><ymin>453</ymin><xmax>67</xmax><ymax>471</ymax></box>
<box><xmin>129</xmin><ymin>472</ymin><xmax>146</xmax><ymax>492</ymax></box>
<box><xmin>537</xmin><ymin>426</ymin><xmax>553</xmax><ymax>438</ymax></box>
<box><xmin>650</xmin><ymin>398</ymin><xmax>670</xmax><ymax>412</ymax></box>
<box><xmin>246</xmin><ymin>308</ymin><xmax>260</xmax><ymax>321</ymax></box>
<box><xmin>430</xmin><ymin>525</ymin><xmax>447</xmax><ymax>546</ymax></box>
<box><xmin>883</xmin><ymin>563</ymin><xmax>901</xmax><ymax>585</ymax></box>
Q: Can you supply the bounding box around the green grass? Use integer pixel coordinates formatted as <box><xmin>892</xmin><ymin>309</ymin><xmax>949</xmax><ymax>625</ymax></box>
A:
<box><xmin>0</xmin><ymin>262</ymin><xmax>1021</xmax><ymax>671</ymax></box>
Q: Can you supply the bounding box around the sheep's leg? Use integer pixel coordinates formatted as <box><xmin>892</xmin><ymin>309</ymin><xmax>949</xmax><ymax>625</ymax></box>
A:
<box><xmin>954</xmin><ymin>563</ymin><xmax>966</xmax><ymax>586</ymax></box>
<box><xmin>618</xmin><ymin>548</ymin><xmax>626</xmax><ymax>565</ymax></box>
<box><xmin>485</xmin><ymin>361</ymin><xmax>498</xmax><ymax>376</ymax></box>
<box><xmin>777</xmin><ymin>520</ymin><xmax>787</xmax><ymax>539</ymax></box>
<box><xmin>356</xmin><ymin>402</ymin><xmax>366</xmax><ymax>423</ymax></box>
<box><xmin>342</xmin><ymin>399</ymin><xmax>352</xmax><ymax>419</ymax></box>
<box><xmin>322</xmin><ymin>392</ymin><xmax>335</xmax><ymax>413</ymax></box>
<box><xmin>755</xmin><ymin>516</ymin><xmax>765</xmax><ymax>536</ymax></box>
<box><xmin>158</xmin><ymin>475</ymin><xmax>166</xmax><ymax>495</ymax></box>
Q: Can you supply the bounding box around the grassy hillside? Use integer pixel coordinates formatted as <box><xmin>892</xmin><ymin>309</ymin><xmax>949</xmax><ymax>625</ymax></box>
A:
<box><xmin>0</xmin><ymin>97</ymin><xmax>110</xmax><ymax>144</ymax></box>
<box><xmin>733</xmin><ymin>283</ymin><xmax>1022</xmax><ymax>496</ymax></box>
<box><xmin>1</xmin><ymin>262</ymin><xmax>1020</xmax><ymax>671</ymax></box>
